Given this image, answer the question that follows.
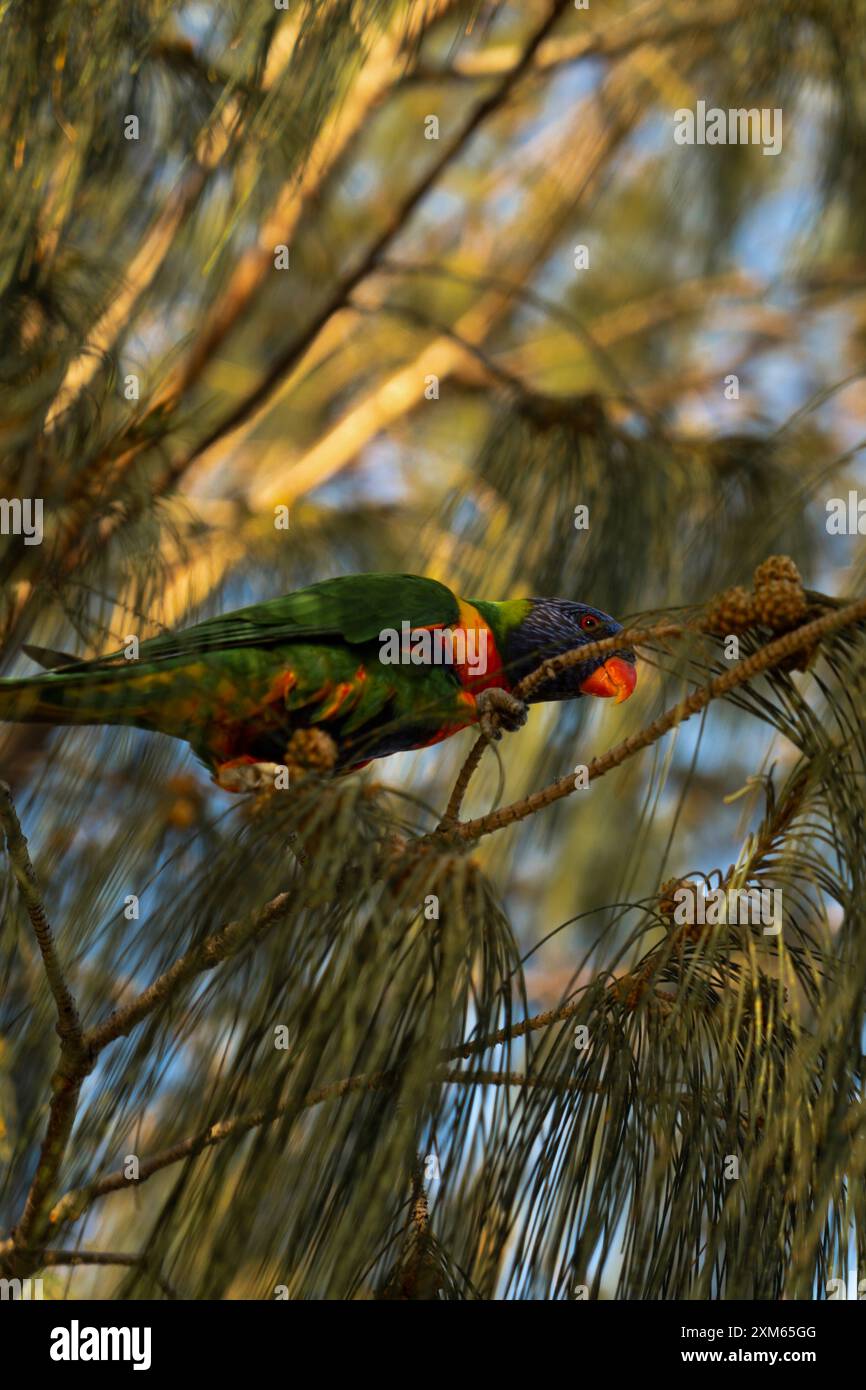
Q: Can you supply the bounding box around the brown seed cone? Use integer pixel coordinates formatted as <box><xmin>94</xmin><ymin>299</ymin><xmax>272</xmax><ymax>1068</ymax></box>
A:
<box><xmin>752</xmin><ymin>556</ymin><xmax>807</xmax><ymax>631</ymax></box>
<box><xmin>753</xmin><ymin>580</ymin><xmax>807</xmax><ymax>630</ymax></box>
<box><xmin>753</xmin><ymin>554</ymin><xmax>801</xmax><ymax>590</ymax></box>
<box><xmin>376</xmin><ymin>836</ymin><xmax>442</xmax><ymax>897</ymax></box>
<box><xmin>702</xmin><ymin>585</ymin><xmax>758</xmax><ymax>635</ymax></box>
<box><xmin>284</xmin><ymin>727</ymin><xmax>339</xmax><ymax>773</ymax></box>
<box><xmin>610</xmin><ymin>972</ymin><xmax>647</xmax><ymax>1011</ymax></box>
<box><xmin>374</xmin><ymin>831</ymin><xmax>410</xmax><ymax>874</ymax></box>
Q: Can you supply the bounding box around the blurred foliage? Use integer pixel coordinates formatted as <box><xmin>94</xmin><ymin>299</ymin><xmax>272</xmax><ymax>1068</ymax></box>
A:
<box><xmin>2</xmin><ymin>0</ymin><xmax>866</xmax><ymax>1300</ymax></box>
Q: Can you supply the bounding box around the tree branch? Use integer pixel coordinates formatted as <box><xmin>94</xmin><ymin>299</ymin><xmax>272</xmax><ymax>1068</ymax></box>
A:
<box><xmin>46</xmin><ymin>1060</ymin><xmax>597</xmax><ymax>1230</ymax></box>
<box><xmin>0</xmin><ymin>784</ymin><xmax>91</xmax><ymax>1266</ymax></box>
<box><xmin>38</xmin><ymin>1248</ymin><xmax>140</xmax><ymax>1268</ymax></box>
<box><xmin>83</xmin><ymin>890</ymin><xmax>293</xmax><ymax>1054</ymax></box>
<box><xmin>435</xmin><ymin>593</ymin><xmax>866</xmax><ymax>846</ymax></box>
<box><xmin>0</xmin><ymin>784</ymin><xmax>83</xmax><ymax>1053</ymax></box>
<box><xmin>436</xmin><ymin>620</ymin><xmax>686</xmax><ymax>833</ymax></box>
<box><xmin>403</xmin><ymin>0</ymin><xmax>748</xmax><ymax>82</ymax></box>
<box><xmin>35</xmin><ymin>1247</ymin><xmax>180</xmax><ymax>1296</ymax></box>
<box><xmin>173</xmin><ymin>0</ymin><xmax>573</xmax><ymax>477</ymax></box>
<box><xmin>48</xmin><ymin>1066</ymin><xmax>399</xmax><ymax>1227</ymax></box>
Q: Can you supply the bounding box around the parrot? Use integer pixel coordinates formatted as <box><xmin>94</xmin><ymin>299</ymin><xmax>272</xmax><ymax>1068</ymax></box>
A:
<box><xmin>0</xmin><ymin>573</ymin><xmax>637</xmax><ymax>791</ymax></box>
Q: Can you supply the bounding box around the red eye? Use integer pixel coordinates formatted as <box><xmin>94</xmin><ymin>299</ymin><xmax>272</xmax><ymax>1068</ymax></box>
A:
<box><xmin>581</xmin><ymin>614</ymin><xmax>599</xmax><ymax>631</ymax></box>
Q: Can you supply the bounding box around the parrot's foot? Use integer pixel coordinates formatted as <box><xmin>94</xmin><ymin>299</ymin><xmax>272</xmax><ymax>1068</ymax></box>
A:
<box><xmin>215</xmin><ymin>757</ymin><xmax>289</xmax><ymax>793</ymax></box>
<box><xmin>475</xmin><ymin>687</ymin><xmax>528</xmax><ymax>743</ymax></box>
<box><xmin>284</xmin><ymin>727</ymin><xmax>338</xmax><ymax>776</ymax></box>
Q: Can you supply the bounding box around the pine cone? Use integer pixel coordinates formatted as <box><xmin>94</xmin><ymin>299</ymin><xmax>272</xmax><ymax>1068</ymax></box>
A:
<box><xmin>754</xmin><ymin>580</ymin><xmax>807</xmax><ymax>629</ymax></box>
<box><xmin>753</xmin><ymin>555</ymin><xmax>801</xmax><ymax>589</ymax></box>
<box><xmin>283</xmin><ymin>727</ymin><xmax>339</xmax><ymax>776</ymax></box>
<box><xmin>702</xmin><ymin>585</ymin><xmax>757</xmax><ymax>635</ymax></box>
<box><xmin>753</xmin><ymin>556</ymin><xmax>806</xmax><ymax>630</ymax></box>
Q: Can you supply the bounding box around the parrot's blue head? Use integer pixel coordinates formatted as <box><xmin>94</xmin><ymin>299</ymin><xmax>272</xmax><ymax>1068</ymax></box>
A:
<box><xmin>505</xmin><ymin>598</ymin><xmax>637</xmax><ymax>704</ymax></box>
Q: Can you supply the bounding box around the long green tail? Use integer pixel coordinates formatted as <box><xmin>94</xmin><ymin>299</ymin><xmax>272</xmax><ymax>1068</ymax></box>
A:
<box><xmin>0</xmin><ymin>666</ymin><xmax>189</xmax><ymax>733</ymax></box>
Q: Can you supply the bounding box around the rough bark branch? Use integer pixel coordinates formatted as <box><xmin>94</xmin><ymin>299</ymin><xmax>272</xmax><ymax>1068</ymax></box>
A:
<box><xmin>0</xmin><ymin>784</ymin><xmax>91</xmax><ymax>1265</ymax></box>
<box><xmin>0</xmin><ymin>784</ymin><xmax>83</xmax><ymax>1052</ymax></box>
<box><xmin>46</xmin><ymin>1060</ymin><xmax>594</xmax><ymax>1230</ymax></box>
<box><xmin>438</xmin><ymin>598</ymin><xmax>866</xmax><ymax>845</ymax></box>
<box><xmin>35</xmin><ymin>1247</ymin><xmax>180</xmax><ymax>1296</ymax></box>
<box><xmin>84</xmin><ymin>890</ymin><xmax>293</xmax><ymax>1054</ymax></box>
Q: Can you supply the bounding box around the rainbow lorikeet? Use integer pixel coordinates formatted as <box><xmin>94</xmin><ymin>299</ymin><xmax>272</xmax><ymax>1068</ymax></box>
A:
<box><xmin>0</xmin><ymin>573</ymin><xmax>636</xmax><ymax>791</ymax></box>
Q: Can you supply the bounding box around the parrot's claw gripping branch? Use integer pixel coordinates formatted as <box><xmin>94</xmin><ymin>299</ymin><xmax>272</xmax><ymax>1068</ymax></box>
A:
<box><xmin>436</xmin><ymin>559</ymin><xmax>866</xmax><ymax>843</ymax></box>
<box><xmin>476</xmin><ymin>687</ymin><xmax>529</xmax><ymax>743</ymax></box>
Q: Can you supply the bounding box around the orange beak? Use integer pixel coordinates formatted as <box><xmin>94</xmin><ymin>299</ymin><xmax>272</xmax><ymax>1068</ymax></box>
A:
<box><xmin>579</xmin><ymin>656</ymin><xmax>637</xmax><ymax>704</ymax></box>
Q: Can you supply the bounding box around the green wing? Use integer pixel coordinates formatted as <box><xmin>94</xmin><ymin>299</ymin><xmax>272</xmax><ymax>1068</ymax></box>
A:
<box><xmin>36</xmin><ymin>574</ymin><xmax>461</xmax><ymax>673</ymax></box>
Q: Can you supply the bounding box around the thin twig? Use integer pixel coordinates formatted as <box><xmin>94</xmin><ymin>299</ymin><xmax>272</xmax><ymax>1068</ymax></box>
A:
<box><xmin>514</xmin><ymin>622</ymin><xmax>685</xmax><ymax>701</ymax></box>
<box><xmin>447</xmin><ymin>999</ymin><xmax>584</xmax><ymax>1061</ymax></box>
<box><xmin>35</xmin><ymin>1248</ymin><xmax>180</xmax><ymax>1297</ymax></box>
<box><xmin>438</xmin><ymin>736</ymin><xmax>487</xmax><ymax>829</ymax></box>
<box><xmin>451</xmin><ymin>597</ymin><xmax>866</xmax><ymax>843</ymax></box>
<box><xmin>46</xmin><ymin>1060</ymin><xmax>592</xmax><ymax>1229</ymax></box>
<box><xmin>436</xmin><ymin>620</ymin><xmax>687</xmax><ymax>830</ymax></box>
<box><xmin>37</xmin><ymin>1248</ymin><xmax>141</xmax><ymax>1268</ymax></box>
<box><xmin>0</xmin><ymin>784</ymin><xmax>83</xmax><ymax>1051</ymax></box>
<box><xmin>403</xmin><ymin>0</ymin><xmax>747</xmax><ymax>82</ymax></box>
<box><xmin>84</xmin><ymin>891</ymin><xmax>293</xmax><ymax>1054</ymax></box>
<box><xmin>47</xmin><ymin>1067</ymin><xmax>398</xmax><ymax>1226</ymax></box>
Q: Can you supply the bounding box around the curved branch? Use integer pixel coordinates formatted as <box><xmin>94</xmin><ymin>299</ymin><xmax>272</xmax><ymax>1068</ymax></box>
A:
<box><xmin>46</xmin><ymin>1060</ymin><xmax>591</xmax><ymax>1230</ymax></box>
<box><xmin>0</xmin><ymin>785</ymin><xmax>90</xmax><ymax>1264</ymax></box>
<box><xmin>84</xmin><ymin>890</ymin><xmax>293</xmax><ymax>1054</ymax></box>
<box><xmin>451</xmin><ymin>596</ymin><xmax>866</xmax><ymax>843</ymax></box>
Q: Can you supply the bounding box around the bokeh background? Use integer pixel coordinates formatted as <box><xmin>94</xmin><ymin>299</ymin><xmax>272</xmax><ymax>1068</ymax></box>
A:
<box><xmin>2</xmin><ymin>0</ymin><xmax>866</xmax><ymax>1299</ymax></box>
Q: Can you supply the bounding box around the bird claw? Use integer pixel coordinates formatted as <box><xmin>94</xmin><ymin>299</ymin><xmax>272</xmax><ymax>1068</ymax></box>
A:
<box><xmin>475</xmin><ymin>688</ymin><xmax>528</xmax><ymax>743</ymax></box>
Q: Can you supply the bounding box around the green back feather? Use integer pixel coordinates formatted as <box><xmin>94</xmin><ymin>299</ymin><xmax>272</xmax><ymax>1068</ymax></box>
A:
<box><xmin>27</xmin><ymin>574</ymin><xmax>463</xmax><ymax>674</ymax></box>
